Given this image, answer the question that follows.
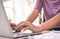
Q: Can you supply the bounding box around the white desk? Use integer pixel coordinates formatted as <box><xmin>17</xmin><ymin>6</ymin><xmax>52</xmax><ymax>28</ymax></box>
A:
<box><xmin>28</xmin><ymin>31</ymin><xmax>60</xmax><ymax>39</ymax></box>
<box><xmin>0</xmin><ymin>31</ymin><xmax>60</xmax><ymax>39</ymax></box>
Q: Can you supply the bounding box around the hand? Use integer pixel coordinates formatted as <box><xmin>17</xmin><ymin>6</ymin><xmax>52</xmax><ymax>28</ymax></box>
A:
<box><xmin>10</xmin><ymin>23</ymin><xmax>16</xmax><ymax>30</ymax></box>
<box><xmin>15</xmin><ymin>21</ymin><xmax>28</xmax><ymax>32</ymax></box>
<box><xmin>15</xmin><ymin>21</ymin><xmax>39</xmax><ymax>32</ymax></box>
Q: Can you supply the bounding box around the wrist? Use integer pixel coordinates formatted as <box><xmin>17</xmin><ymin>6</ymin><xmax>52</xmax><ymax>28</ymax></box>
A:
<box><xmin>30</xmin><ymin>25</ymin><xmax>40</xmax><ymax>33</ymax></box>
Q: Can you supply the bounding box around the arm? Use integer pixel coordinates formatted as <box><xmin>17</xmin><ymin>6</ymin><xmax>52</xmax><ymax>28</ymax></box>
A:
<box><xmin>24</xmin><ymin>13</ymin><xmax>60</xmax><ymax>32</ymax></box>
<box><xmin>37</xmin><ymin>13</ymin><xmax>60</xmax><ymax>32</ymax></box>
<box><xmin>16</xmin><ymin>13</ymin><xmax>60</xmax><ymax>32</ymax></box>
<box><xmin>26</xmin><ymin>9</ymin><xmax>40</xmax><ymax>23</ymax></box>
<box><xmin>26</xmin><ymin>0</ymin><xmax>42</xmax><ymax>23</ymax></box>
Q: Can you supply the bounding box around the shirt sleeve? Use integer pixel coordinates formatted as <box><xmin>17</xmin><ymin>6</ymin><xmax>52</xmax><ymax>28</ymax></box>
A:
<box><xmin>34</xmin><ymin>0</ymin><xmax>43</xmax><ymax>11</ymax></box>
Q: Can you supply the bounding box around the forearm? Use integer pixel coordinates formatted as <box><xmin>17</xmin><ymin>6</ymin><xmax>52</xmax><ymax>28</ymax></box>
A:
<box><xmin>26</xmin><ymin>9</ymin><xmax>40</xmax><ymax>23</ymax></box>
<box><xmin>38</xmin><ymin>13</ymin><xmax>60</xmax><ymax>32</ymax></box>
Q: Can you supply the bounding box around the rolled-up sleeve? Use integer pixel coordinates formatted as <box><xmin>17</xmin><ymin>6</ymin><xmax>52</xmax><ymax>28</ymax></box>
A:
<box><xmin>34</xmin><ymin>0</ymin><xmax>43</xmax><ymax>11</ymax></box>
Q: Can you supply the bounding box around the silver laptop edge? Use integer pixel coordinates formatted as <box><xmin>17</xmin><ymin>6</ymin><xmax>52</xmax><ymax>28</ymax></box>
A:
<box><xmin>0</xmin><ymin>0</ymin><xmax>14</xmax><ymax>38</ymax></box>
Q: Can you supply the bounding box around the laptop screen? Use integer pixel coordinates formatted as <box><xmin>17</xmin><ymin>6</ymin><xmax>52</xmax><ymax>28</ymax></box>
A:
<box><xmin>0</xmin><ymin>0</ymin><xmax>13</xmax><ymax>38</ymax></box>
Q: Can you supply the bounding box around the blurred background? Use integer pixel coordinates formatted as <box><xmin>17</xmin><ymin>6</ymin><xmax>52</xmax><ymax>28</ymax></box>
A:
<box><xmin>3</xmin><ymin>0</ymin><xmax>42</xmax><ymax>25</ymax></box>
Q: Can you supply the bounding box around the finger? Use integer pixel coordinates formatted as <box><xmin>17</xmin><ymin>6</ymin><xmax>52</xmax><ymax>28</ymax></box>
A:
<box><xmin>15</xmin><ymin>22</ymin><xmax>28</xmax><ymax>32</ymax></box>
<box><xmin>17</xmin><ymin>25</ymin><xmax>26</xmax><ymax>32</ymax></box>
<box><xmin>10</xmin><ymin>23</ymin><xmax>16</xmax><ymax>30</ymax></box>
<box><xmin>15</xmin><ymin>21</ymin><xmax>30</xmax><ymax>32</ymax></box>
<box><xmin>15</xmin><ymin>26</ymin><xmax>27</xmax><ymax>32</ymax></box>
<box><xmin>15</xmin><ymin>22</ymin><xmax>25</xmax><ymax>30</ymax></box>
<box><xmin>10</xmin><ymin>23</ymin><xmax>16</xmax><ymax>27</ymax></box>
<box><xmin>21</xmin><ymin>27</ymin><xmax>29</xmax><ymax>32</ymax></box>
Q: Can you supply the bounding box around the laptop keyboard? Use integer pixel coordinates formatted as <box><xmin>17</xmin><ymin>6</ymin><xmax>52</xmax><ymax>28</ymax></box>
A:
<box><xmin>13</xmin><ymin>32</ymin><xmax>30</xmax><ymax>38</ymax></box>
<box><xmin>13</xmin><ymin>31</ymin><xmax>41</xmax><ymax>38</ymax></box>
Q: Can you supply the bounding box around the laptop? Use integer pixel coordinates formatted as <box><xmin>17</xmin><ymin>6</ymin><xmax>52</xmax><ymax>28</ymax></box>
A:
<box><xmin>0</xmin><ymin>0</ymin><xmax>41</xmax><ymax>39</ymax></box>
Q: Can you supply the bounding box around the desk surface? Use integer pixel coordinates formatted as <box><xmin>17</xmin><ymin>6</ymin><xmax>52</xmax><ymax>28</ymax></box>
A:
<box><xmin>28</xmin><ymin>31</ymin><xmax>60</xmax><ymax>39</ymax></box>
<box><xmin>0</xmin><ymin>31</ymin><xmax>60</xmax><ymax>39</ymax></box>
